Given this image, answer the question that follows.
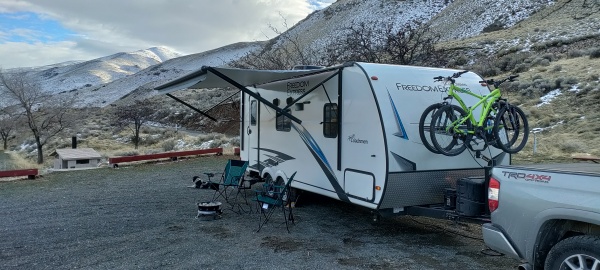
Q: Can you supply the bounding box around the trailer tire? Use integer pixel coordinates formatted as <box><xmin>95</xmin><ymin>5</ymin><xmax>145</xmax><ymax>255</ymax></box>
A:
<box><xmin>544</xmin><ymin>235</ymin><xmax>600</xmax><ymax>270</ymax></box>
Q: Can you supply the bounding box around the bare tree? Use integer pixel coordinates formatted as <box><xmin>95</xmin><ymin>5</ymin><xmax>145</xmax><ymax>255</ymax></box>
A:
<box><xmin>384</xmin><ymin>23</ymin><xmax>442</xmax><ymax>65</ymax></box>
<box><xmin>232</xmin><ymin>14</ymin><xmax>323</xmax><ymax>70</ymax></box>
<box><xmin>324</xmin><ymin>22</ymin><xmax>387</xmax><ymax>64</ymax></box>
<box><xmin>0</xmin><ymin>106</ymin><xmax>18</xmax><ymax>150</ymax></box>
<box><xmin>0</xmin><ymin>69</ymin><xmax>75</xmax><ymax>164</ymax></box>
<box><xmin>324</xmin><ymin>21</ymin><xmax>444</xmax><ymax>66</ymax></box>
<box><xmin>113</xmin><ymin>100</ymin><xmax>155</xmax><ymax>149</ymax></box>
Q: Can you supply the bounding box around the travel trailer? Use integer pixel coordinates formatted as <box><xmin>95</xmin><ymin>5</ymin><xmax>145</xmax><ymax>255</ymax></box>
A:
<box><xmin>155</xmin><ymin>62</ymin><xmax>509</xmax><ymax>217</ymax></box>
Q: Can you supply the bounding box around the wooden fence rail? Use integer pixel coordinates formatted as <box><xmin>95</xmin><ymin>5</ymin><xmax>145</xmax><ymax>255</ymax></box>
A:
<box><xmin>0</xmin><ymin>169</ymin><xmax>38</xmax><ymax>179</ymax></box>
<box><xmin>108</xmin><ymin>148</ymin><xmax>223</xmax><ymax>167</ymax></box>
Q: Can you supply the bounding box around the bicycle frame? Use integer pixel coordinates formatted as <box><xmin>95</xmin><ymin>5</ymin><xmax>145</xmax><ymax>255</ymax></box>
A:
<box><xmin>446</xmin><ymin>83</ymin><xmax>501</xmax><ymax>134</ymax></box>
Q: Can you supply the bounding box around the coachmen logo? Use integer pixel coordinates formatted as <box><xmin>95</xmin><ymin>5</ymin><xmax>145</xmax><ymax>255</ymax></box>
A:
<box><xmin>501</xmin><ymin>171</ymin><xmax>552</xmax><ymax>183</ymax></box>
<box><xmin>348</xmin><ymin>134</ymin><xmax>368</xmax><ymax>144</ymax></box>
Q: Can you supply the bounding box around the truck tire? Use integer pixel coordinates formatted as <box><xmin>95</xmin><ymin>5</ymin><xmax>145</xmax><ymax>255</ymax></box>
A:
<box><xmin>544</xmin><ymin>235</ymin><xmax>600</xmax><ymax>270</ymax></box>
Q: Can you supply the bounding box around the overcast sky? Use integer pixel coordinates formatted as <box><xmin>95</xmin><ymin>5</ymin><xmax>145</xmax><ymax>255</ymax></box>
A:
<box><xmin>0</xmin><ymin>0</ymin><xmax>335</xmax><ymax>69</ymax></box>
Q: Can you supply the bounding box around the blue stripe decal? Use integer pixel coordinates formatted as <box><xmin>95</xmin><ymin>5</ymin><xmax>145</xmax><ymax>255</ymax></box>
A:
<box><xmin>292</xmin><ymin>123</ymin><xmax>349</xmax><ymax>202</ymax></box>
<box><xmin>387</xmin><ymin>91</ymin><xmax>408</xmax><ymax>140</ymax></box>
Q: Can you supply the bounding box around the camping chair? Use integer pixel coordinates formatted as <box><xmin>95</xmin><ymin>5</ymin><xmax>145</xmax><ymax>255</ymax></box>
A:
<box><xmin>211</xmin><ymin>160</ymin><xmax>249</xmax><ymax>203</ymax></box>
<box><xmin>254</xmin><ymin>172</ymin><xmax>296</xmax><ymax>233</ymax></box>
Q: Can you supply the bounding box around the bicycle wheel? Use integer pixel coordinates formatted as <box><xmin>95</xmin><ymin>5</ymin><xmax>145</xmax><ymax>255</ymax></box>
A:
<box><xmin>429</xmin><ymin>104</ymin><xmax>471</xmax><ymax>156</ymax></box>
<box><xmin>418</xmin><ymin>103</ymin><xmax>444</xmax><ymax>154</ymax></box>
<box><xmin>493</xmin><ymin>103</ymin><xmax>529</xmax><ymax>153</ymax></box>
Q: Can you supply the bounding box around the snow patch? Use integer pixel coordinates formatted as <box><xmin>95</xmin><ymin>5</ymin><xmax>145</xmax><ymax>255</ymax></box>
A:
<box><xmin>537</xmin><ymin>89</ymin><xmax>561</xmax><ymax>107</ymax></box>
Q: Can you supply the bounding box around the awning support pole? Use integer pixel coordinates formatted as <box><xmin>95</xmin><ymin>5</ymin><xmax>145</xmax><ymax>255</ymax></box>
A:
<box><xmin>281</xmin><ymin>70</ymin><xmax>340</xmax><ymax>112</ymax></box>
<box><xmin>205</xmin><ymin>67</ymin><xmax>302</xmax><ymax>124</ymax></box>
<box><xmin>166</xmin><ymin>93</ymin><xmax>217</xmax><ymax>122</ymax></box>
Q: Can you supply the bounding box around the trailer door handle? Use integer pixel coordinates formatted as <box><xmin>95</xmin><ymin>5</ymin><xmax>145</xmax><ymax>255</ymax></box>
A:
<box><xmin>247</xmin><ymin>126</ymin><xmax>252</xmax><ymax>135</ymax></box>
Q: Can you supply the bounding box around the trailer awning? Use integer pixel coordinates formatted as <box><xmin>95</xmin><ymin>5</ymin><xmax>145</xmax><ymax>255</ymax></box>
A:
<box><xmin>154</xmin><ymin>65</ymin><xmax>342</xmax><ymax>94</ymax></box>
<box><xmin>154</xmin><ymin>65</ymin><xmax>348</xmax><ymax>124</ymax></box>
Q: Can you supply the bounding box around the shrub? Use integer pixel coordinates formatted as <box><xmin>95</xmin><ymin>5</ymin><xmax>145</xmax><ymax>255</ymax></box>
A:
<box><xmin>209</xmin><ymin>139</ymin><xmax>223</xmax><ymax>149</ymax></box>
<box><xmin>567</xmin><ymin>50</ymin><xmax>585</xmax><ymax>58</ymax></box>
<box><xmin>564</xmin><ymin>76</ymin><xmax>579</xmax><ymax>85</ymax></box>
<box><xmin>513</xmin><ymin>63</ymin><xmax>531</xmax><ymax>73</ymax></box>
<box><xmin>551</xmin><ymin>65</ymin><xmax>562</xmax><ymax>72</ymax></box>
<box><xmin>559</xmin><ymin>140</ymin><xmax>585</xmax><ymax>153</ymax></box>
<box><xmin>114</xmin><ymin>151</ymin><xmax>139</xmax><ymax>157</ymax></box>
<box><xmin>229</xmin><ymin>137</ymin><xmax>241</xmax><ymax>147</ymax></box>
<box><xmin>541</xmin><ymin>53</ymin><xmax>555</xmax><ymax>61</ymax></box>
<box><xmin>532</xmin><ymin>58</ymin><xmax>550</xmax><ymax>67</ymax></box>
<box><xmin>590</xmin><ymin>48</ymin><xmax>600</xmax><ymax>59</ymax></box>
<box><xmin>162</xmin><ymin>140</ymin><xmax>176</xmax><ymax>152</ymax></box>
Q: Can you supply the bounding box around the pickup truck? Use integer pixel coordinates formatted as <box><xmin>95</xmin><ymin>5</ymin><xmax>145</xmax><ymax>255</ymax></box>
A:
<box><xmin>482</xmin><ymin>163</ymin><xmax>600</xmax><ymax>270</ymax></box>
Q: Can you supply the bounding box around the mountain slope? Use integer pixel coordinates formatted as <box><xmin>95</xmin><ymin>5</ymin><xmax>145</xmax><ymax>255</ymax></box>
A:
<box><xmin>18</xmin><ymin>47</ymin><xmax>182</xmax><ymax>94</ymax></box>
<box><xmin>70</xmin><ymin>42</ymin><xmax>263</xmax><ymax>107</ymax></box>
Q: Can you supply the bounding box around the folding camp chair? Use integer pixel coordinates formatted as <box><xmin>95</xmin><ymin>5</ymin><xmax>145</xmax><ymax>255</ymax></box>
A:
<box><xmin>211</xmin><ymin>160</ymin><xmax>249</xmax><ymax>203</ymax></box>
<box><xmin>254</xmin><ymin>172</ymin><xmax>296</xmax><ymax>233</ymax></box>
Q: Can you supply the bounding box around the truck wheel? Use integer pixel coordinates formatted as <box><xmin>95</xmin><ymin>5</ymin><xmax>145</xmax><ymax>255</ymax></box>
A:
<box><xmin>544</xmin><ymin>235</ymin><xmax>600</xmax><ymax>270</ymax></box>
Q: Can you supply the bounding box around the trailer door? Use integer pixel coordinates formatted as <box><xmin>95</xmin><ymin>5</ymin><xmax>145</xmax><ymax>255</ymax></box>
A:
<box><xmin>247</xmin><ymin>95</ymin><xmax>260</xmax><ymax>170</ymax></box>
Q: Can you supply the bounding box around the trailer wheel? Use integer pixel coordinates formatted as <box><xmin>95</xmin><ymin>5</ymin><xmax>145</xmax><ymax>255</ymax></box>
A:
<box><xmin>263</xmin><ymin>174</ymin><xmax>273</xmax><ymax>185</ymax></box>
<box><xmin>544</xmin><ymin>235</ymin><xmax>600</xmax><ymax>270</ymax></box>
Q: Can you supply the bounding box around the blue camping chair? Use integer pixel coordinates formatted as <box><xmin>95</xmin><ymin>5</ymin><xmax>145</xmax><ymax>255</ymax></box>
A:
<box><xmin>211</xmin><ymin>160</ymin><xmax>249</xmax><ymax>204</ymax></box>
<box><xmin>254</xmin><ymin>172</ymin><xmax>296</xmax><ymax>233</ymax></box>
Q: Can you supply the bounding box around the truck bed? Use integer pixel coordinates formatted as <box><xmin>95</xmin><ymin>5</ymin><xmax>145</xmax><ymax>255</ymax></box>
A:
<box><xmin>498</xmin><ymin>163</ymin><xmax>600</xmax><ymax>175</ymax></box>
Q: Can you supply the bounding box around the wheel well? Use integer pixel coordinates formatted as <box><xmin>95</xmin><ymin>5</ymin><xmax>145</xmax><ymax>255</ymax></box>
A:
<box><xmin>248</xmin><ymin>170</ymin><xmax>260</xmax><ymax>178</ymax></box>
<box><xmin>533</xmin><ymin>219</ymin><xmax>600</xmax><ymax>269</ymax></box>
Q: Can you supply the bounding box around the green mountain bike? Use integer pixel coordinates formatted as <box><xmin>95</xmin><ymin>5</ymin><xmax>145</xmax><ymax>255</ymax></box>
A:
<box><xmin>419</xmin><ymin>71</ymin><xmax>529</xmax><ymax>156</ymax></box>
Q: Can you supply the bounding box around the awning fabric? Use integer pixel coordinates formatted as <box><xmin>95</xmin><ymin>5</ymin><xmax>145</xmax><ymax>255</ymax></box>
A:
<box><xmin>154</xmin><ymin>66</ymin><xmax>342</xmax><ymax>94</ymax></box>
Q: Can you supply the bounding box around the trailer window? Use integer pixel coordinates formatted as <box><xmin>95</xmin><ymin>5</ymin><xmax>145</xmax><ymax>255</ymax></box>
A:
<box><xmin>276</xmin><ymin>109</ymin><xmax>291</xmax><ymax>132</ymax></box>
<box><xmin>250</xmin><ymin>100</ymin><xmax>257</xmax><ymax>126</ymax></box>
<box><xmin>323</xmin><ymin>103</ymin><xmax>338</xmax><ymax>138</ymax></box>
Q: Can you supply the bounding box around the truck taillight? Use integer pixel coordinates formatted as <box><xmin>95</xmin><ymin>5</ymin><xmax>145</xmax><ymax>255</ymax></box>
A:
<box><xmin>488</xmin><ymin>177</ymin><xmax>500</xmax><ymax>213</ymax></box>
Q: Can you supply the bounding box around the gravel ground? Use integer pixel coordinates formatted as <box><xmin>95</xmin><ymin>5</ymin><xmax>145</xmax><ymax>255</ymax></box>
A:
<box><xmin>0</xmin><ymin>155</ymin><xmax>520</xmax><ymax>269</ymax></box>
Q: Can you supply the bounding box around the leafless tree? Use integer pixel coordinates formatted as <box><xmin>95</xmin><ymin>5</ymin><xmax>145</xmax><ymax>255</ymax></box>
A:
<box><xmin>113</xmin><ymin>99</ymin><xmax>155</xmax><ymax>149</ymax></box>
<box><xmin>0</xmin><ymin>107</ymin><xmax>17</xmax><ymax>150</ymax></box>
<box><xmin>323</xmin><ymin>21</ymin><xmax>444</xmax><ymax>66</ymax></box>
<box><xmin>323</xmin><ymin>22</ymin><xmax>387</xmax><ymax>64</ymax></box>
<box><xmin>232</xmin><ymin>14</ymin><xmax>323</xmax><ymax>70</ymax></box>
<box><xmin>384</xmin><ymin>23</ymin><xmax>442</xmax><ymax>65</ymax></box>
<box><xmin>0</xmin><ymin>69</ymin><xmax>75</xmax><ymax>164</ymax></box>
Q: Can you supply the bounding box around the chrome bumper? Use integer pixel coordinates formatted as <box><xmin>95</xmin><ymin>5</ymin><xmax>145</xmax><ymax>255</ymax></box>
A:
<box><xmin>482</xmin><ymin>223</ymin><xmax>521</xmax><ymax>259</ymax></box>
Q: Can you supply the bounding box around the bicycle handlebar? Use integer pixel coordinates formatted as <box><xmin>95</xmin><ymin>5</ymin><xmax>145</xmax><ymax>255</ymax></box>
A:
<box><xmin>453</xmin><ymin>70</ymin><xmax>469</xmax><ymax>78</ymax></box>
<box><xmin>479</xmin><ymin>74</ymin><xmax>519</xmax><ymax>88</ymax></box>
<box><xmin>433</xmin><ymin>70</ymin><xmax>469</xmax><ymax>83</ymax></box>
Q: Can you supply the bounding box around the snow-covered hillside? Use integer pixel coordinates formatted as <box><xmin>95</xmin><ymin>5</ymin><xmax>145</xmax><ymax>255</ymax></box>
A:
<box><xmin>428</xmin><ymin>0</ymin><xmax>555</xmax><ymax>41</ymax></box>
<box><xmin>10</xmin><ymin>46</ymin><xmax>182</xmax><ymax>95</ymax></box>
<box><xmin>284</xmin><ymin>0</ymin><xmax>451</xmax><ymax>53</ymax></box>
<box><xmin>67</xmin><ymin>42</ymin><xmax>262</xmax><ymax>107</ymax></box>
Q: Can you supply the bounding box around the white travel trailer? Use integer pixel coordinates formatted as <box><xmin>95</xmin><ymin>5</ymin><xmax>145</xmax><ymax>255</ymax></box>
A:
<box><xmin>155</xmin><ymin>62</ymin><xmax>509</xmax><ymax>217</ymax></box>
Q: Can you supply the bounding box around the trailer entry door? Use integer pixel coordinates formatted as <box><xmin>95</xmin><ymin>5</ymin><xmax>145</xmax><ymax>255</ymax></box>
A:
<box><xmin>247</xmin><ymin>97</ymin><xmax>260</xmax><ymax>169</ymax></box>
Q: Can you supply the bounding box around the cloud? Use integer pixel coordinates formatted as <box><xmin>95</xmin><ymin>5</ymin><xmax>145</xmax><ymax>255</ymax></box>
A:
<box><xmin>0</xmin><ymin>41</ymin><xmax>90</xmax><ymax>68</ymax></box>
<box><xmin>0</xmin><ymin>0</ymin><xmax>333</xmax><ymax>68</ymax></box>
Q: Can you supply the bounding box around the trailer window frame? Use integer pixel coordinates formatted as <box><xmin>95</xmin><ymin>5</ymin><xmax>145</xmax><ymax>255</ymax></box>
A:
<box><xmin>276</xmin><ymin>109</ymin><xmax>292</xmax><ymax>132</ymax></box>
<box><xmin>323</xmin><ymin>103</ymin><xmax>338</xmax><ymax>138</ymax></box>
